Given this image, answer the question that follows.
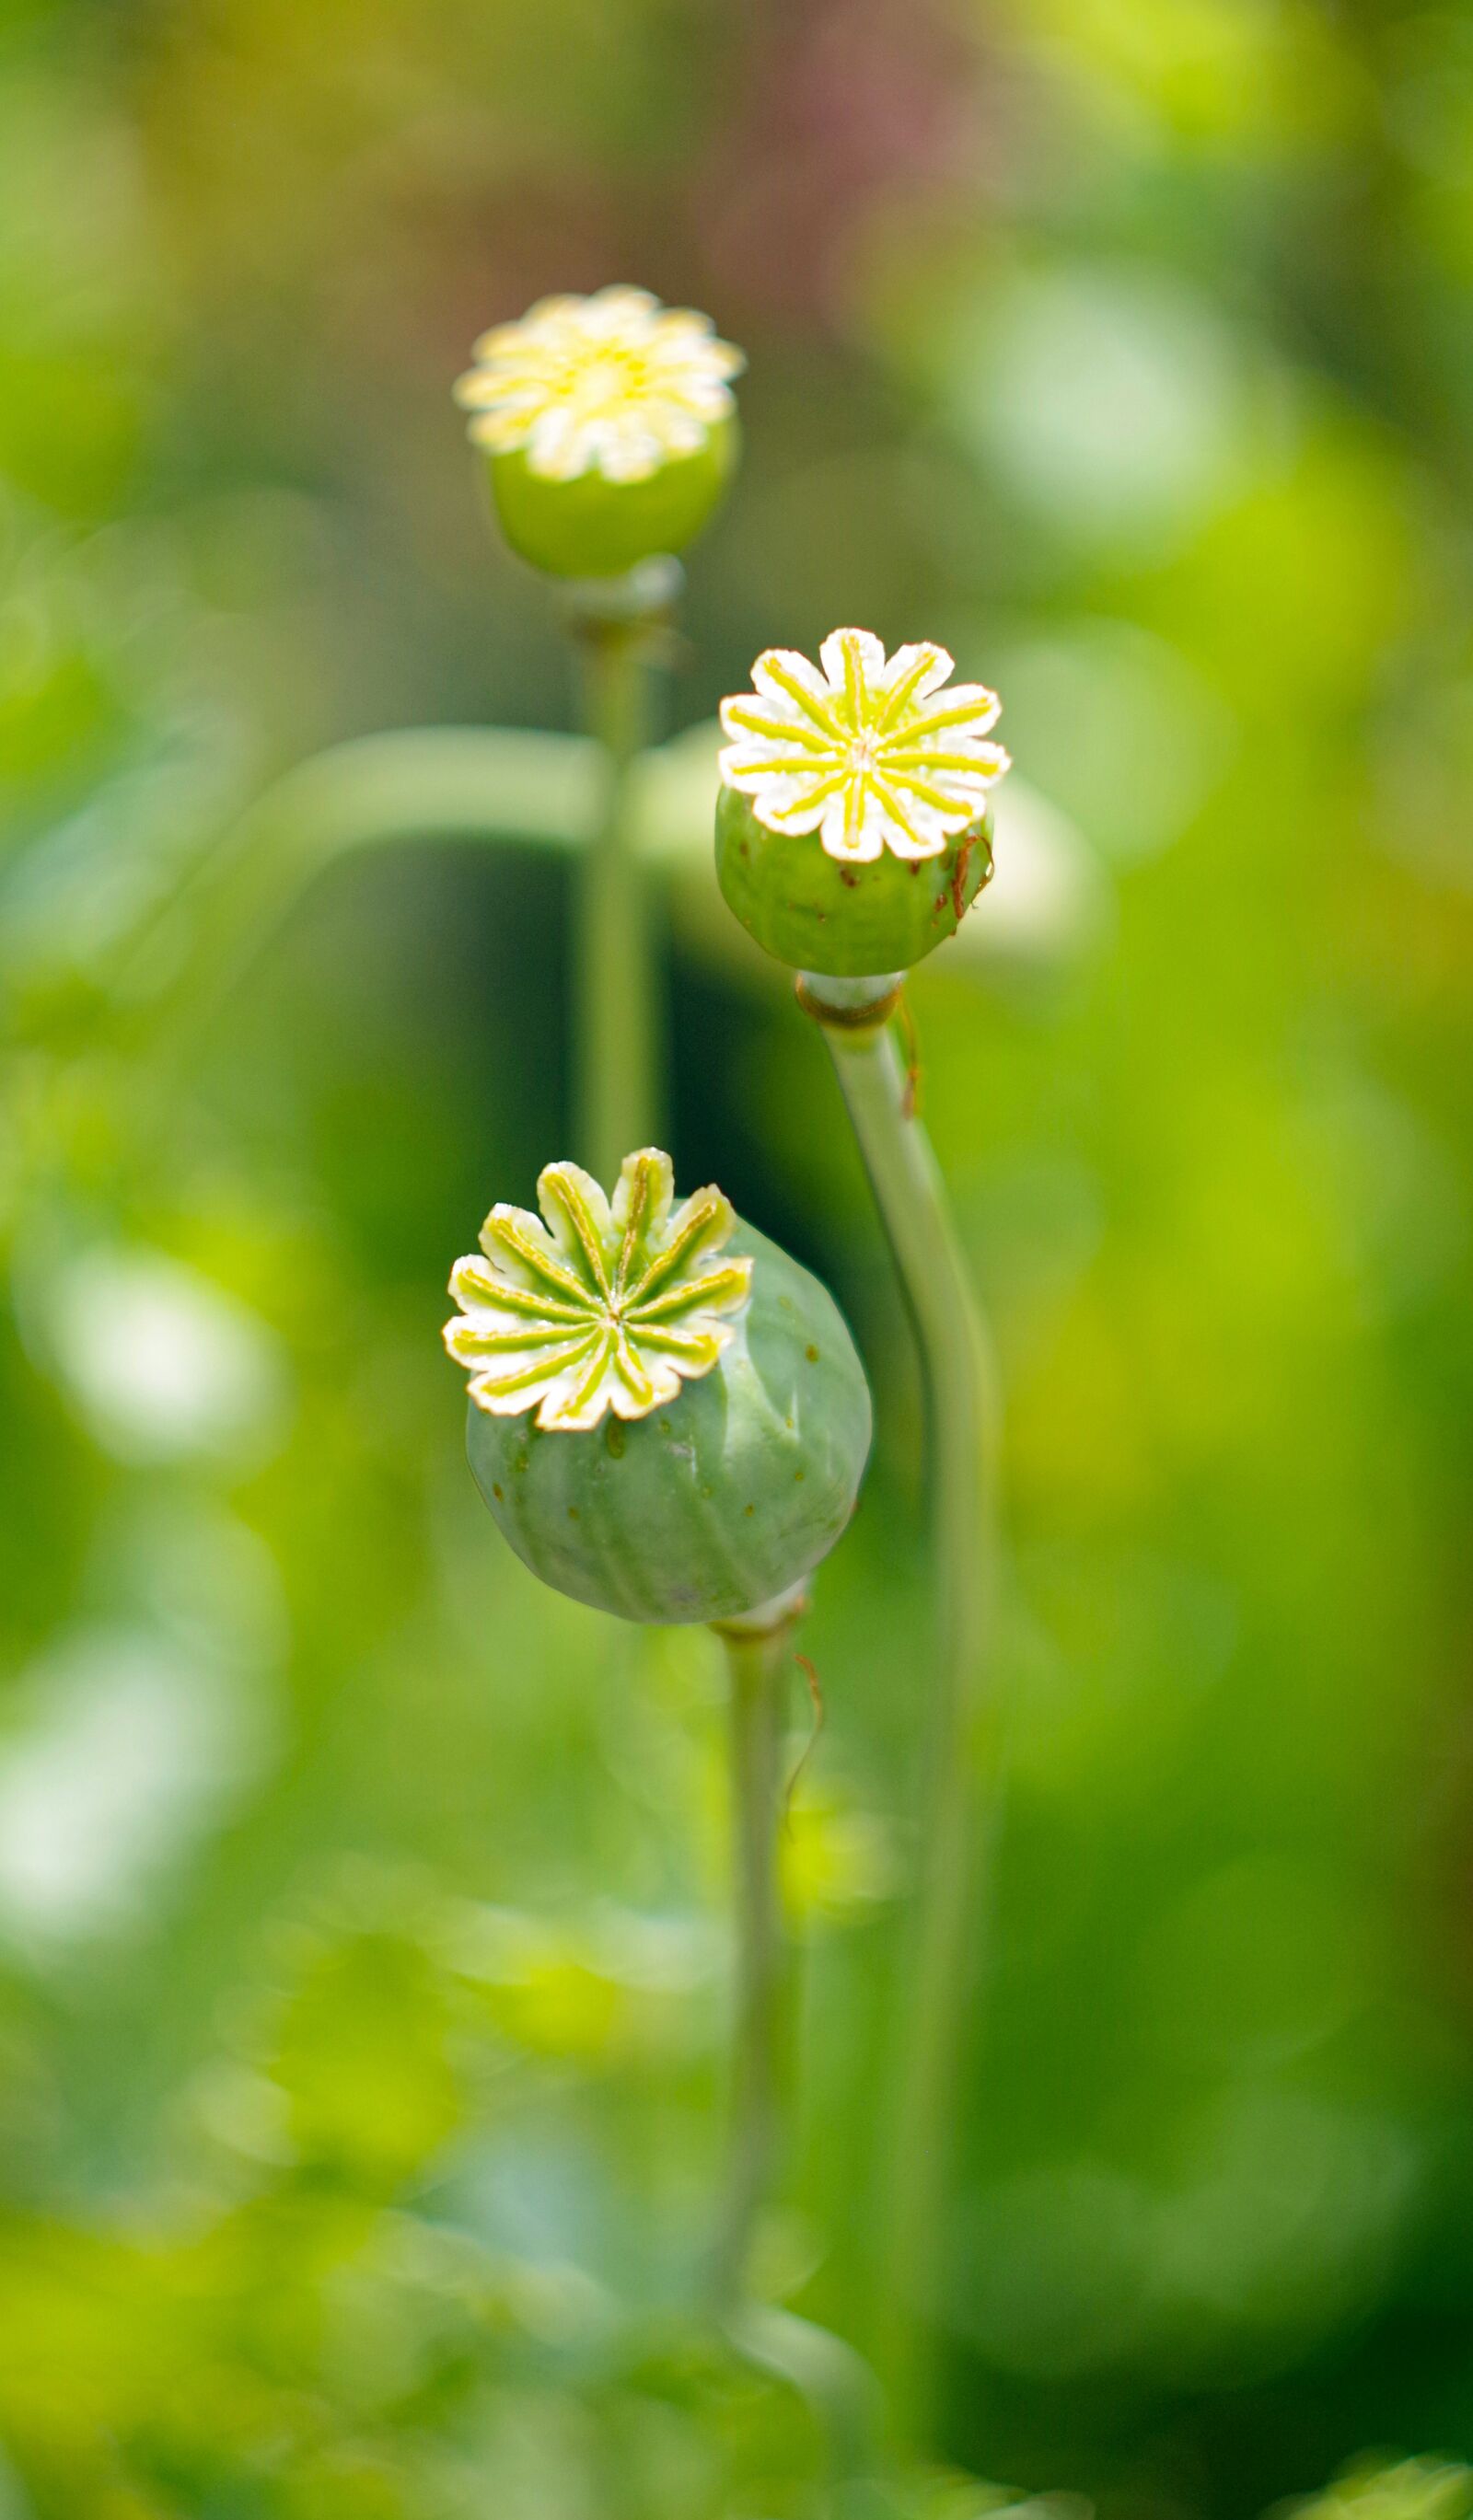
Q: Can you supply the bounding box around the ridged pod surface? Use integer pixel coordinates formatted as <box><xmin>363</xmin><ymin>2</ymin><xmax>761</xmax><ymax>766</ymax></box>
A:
<box><xmin>465</xmin><ymin>1224</ymin><xmax>871</xmax><ymax>1624</ymax></box>
<box><xmin>716</xmin><ymin>783</ymin><xmax>992</xmax><ymax>977</ymax></box>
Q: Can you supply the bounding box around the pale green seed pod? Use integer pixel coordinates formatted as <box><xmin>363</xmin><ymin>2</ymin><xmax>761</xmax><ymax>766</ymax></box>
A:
<box><xmin>453</xmin><ymin>286</ymin><xmax>744</xmax><ymax>582</ymax></box>
<box><xmin>715</xmin><ymin>627</ymin><xmax>1010</xmax><ymax>977</ymax></box>
<box><xmin>443</xmin><ymin>1150</ymin><xmax>871</xmax><ymax>1624</ymax></box>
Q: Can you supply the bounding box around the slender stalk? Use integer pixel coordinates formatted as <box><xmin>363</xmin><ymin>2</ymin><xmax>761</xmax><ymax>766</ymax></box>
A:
<box><xmin>799</xmin><ymin>977</ymin><xmax>1003</xmax><ymax>2449</ymax></box>
<box><xmin>726</xmin><ymin>2302</ymin><xmax>891</xmax><ymax>2512</ymax></box>
<box><xmin>572</xmin><ymin>613</ymin><xmax>660</xmax><ymax>1178</ymax></box>
<box><xmin>113</xmin><ymin>729</ymin><xmax>596</xmax><ymax>1065</ymax></box>
<box><xmin>711</xmin><ymin>1598</ymin><xmax>900</xmax><ymax>2506</ymax></box>
<box><xmin>709</xmin><ymin>1613</ymin><xmax>792</xmax><ymax>2312</ymax></box>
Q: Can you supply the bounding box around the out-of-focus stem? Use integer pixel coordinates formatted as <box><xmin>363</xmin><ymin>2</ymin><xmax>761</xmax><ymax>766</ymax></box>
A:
<box><xmin>708</xmin><ymin>1603</ymin><xmax>795</xmax><ymax>2312</ymax></box>
<box><xmin>712</xmin><ymin>1590</ymin><xmax>901</xmax><ymax>2506</ymax></box>
<box><xmin>115</xmin><ymin>728</ymin><xmax>598</xmax><ymax>1080</ymax></box>
<box><xmin>568</xmin><ymin>579</ymin><xmax>670</xmax><ymax>1178</ymax></box>
<box><xmin>726</xmin><ymin>2302</ymin><xmax>893</xmax><ymax>2512</ymax></box>
<box><xmin>798</xmin><ymin>972</ymin><xmax>1003</xmax><ymax>2450</ymax></box>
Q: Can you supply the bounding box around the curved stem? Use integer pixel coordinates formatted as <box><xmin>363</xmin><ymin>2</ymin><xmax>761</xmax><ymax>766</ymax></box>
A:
<box><xmin>109</xmin><ymin>728</ymin><xmax>597</xmax><ymax>1085</ymax></box>
<box><xmin>99</xmin><ymin>684</ymin><xmax>663</xmax><ymax>1176</ymax></box>
<box><xmin>573</xmin><ymin>618</ymin><xmax>660</xmax><ymax>1177</ymax></box>
<box><xmin>725</xmin><ymin>2303</ymin><xmax>892</xmax><ymax>2510</ymax></box>
<box><xmin>710</xmin><ymin>1614</ymin><xmax>792</xmax><ymax>2312</ymax></box>
<box><xmin>801</xmin><ymin>979</ymin><xmax>1003</xmax><ymax>2450</ymax></box>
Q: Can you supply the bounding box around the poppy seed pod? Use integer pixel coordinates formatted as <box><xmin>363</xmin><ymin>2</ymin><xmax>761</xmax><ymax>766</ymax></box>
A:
<box><xmin>454</xmin><ymin>286</ymin><xmax>744</xmax><ymax>582</ymax></box>
<box><xmin>443</xmin><ymin>1150</ymin><xmax>871</xmax><ymax>1625</ymax></box>
<box><xmin>715</xmin><ymin>628</ymin><xmax>1010</xmax><ymax>977</ymax></box>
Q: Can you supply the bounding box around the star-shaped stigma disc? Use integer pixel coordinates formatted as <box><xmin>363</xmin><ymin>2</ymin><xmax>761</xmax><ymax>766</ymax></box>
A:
<box><xmin>444</xmin><ymin>1149</ymin><xmax>753</xmax><ymax>1433</ymax></box>
<box><xmin>719</xmin><ymin>626</ymin><xmax>1009</xmax><ymax>864</ymax></box>
<box><xmin>454</xmin><ymin>285</ymin><xmax>744</xmax><ymax>485</ymax></box>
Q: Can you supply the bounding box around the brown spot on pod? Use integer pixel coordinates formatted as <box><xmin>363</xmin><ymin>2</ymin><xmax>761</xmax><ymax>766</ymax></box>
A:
<box><xmin>950</xmin><ymin>834</ymin><xmax>976</xmax><ymax>924</ymax></box>
<box><xmin>806</xmin><ymin>1345</ymin><xmax>819</xmax><ymax>1363</ymax></box>
<box><xmin>606</xmin><ymin>1419</ymin><xmax>626</xmax><ymax>1458</ymax></box>
<box><xmin>492</xmin><ymin>1483</ymin><xmax>504</xmax><ymax>1500</ymax></box>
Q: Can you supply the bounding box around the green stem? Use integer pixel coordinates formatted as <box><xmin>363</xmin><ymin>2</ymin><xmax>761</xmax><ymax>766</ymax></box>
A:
<box><xmin>801</xmin><ymin>979</ymin><xmax>1003</xmax><ymax>2450</ymax></box>
<box><xmin>573</xmin><ymin>618</ymin><xmax>660</xmax><ymax>1178</ymax></box>
<box><xmin>107</xmin><ymin>727</ymin><xmax>598</xmax><ymax>1097</ymax></box>
<box><xmin>725</xmin><ymin>2303</ymin><xmax>891</xmax><ymax>2510</ymax></box>
<box><xmin>713</xmin><ymin>1601</ymin><xmax>899</xmax><ymax>2504</ymax></box>
<box><xmin>710</xmin><ymin>1613</ymin><xmax>792</xmax><ymax>2313</ymax></box>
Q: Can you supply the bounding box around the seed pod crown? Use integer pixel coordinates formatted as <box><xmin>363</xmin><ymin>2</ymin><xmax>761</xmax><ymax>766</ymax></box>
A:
<box><xmin>715</xmin><ymin>628</ymin><xmax>1010</xmax><ymax>977</ymax></box>
<box><xmin>445</xmin><ymin>1148</ymin><xmax>751</xmax><ymax>1433</ymax></box>
<box><xmin>445</xmin><ymin>1150</ymin><xmax>872</xmax><ymax>1625</ymax></box>
<box><xmin>454</xmin><ymin>286</ymin><xmax>744</xmax><ymax>581</ymax></box>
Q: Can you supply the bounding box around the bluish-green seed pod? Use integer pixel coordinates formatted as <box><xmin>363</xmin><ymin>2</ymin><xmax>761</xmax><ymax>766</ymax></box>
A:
<box><xmin>454</xmin><ymin>287</ymin><xmax>744</xmax><ymax>583</ymax></box>
<box><xmin>444</xmin><ymin>1150</ymin><xmax>870</xmax><ymax>1625</ymax></box>
<box><xmin>716</xmin><ymin>627</ymin><xmax>1010</xmax><ymax>978</ymax></box>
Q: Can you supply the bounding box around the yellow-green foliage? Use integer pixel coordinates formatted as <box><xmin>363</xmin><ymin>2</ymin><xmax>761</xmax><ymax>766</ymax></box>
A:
<box><xmin>3</xmin><ymin>0</ymin><xmax>1473</xmax><ymax>2511</ymax></box>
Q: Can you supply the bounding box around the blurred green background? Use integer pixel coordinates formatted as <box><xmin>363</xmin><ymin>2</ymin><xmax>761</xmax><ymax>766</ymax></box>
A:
<box><xmin>4</xmin><ymin>0</ymin><xmax>1473</xmax><ymax>2513</ymax></box>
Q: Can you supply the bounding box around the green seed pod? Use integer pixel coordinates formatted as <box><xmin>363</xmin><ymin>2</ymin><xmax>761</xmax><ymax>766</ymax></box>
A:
<box><xmin>484</xmin><ymin>417</ymin><xmax>737</xmax><ymax>583</ymax></box>
<box><xmin>716</xmin><ymin>782</ymin><xmax>992</xmax><ymax>979</ymax></box>
<box><xmin>715</xmin><ymin>627</ymin><xmax>1010</xmax><ymax>977</ymax></box>
<box><xmin>454</xmin><ymin>287</ymin><xmax>744</xmax><ymax>582</ymax></box>
<box><xmin>443</xmin><ymin>1150</ymin><xmax>871</xmax><ymax>1625</ymax></box>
